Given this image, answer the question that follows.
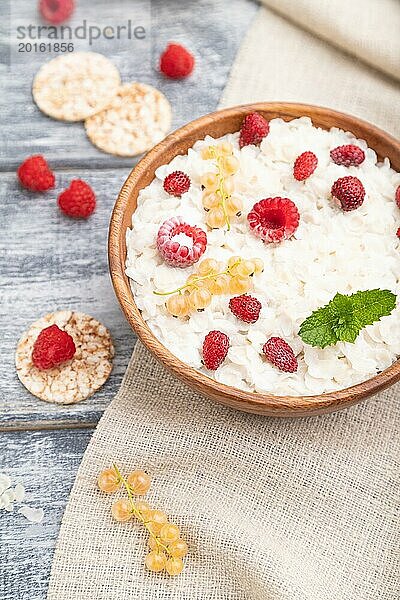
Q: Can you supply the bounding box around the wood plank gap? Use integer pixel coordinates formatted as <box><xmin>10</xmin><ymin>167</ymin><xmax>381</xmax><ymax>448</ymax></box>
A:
<box><xmin>0</xmin><ymin>420</ymin><xmax>98</xmax><ymax>433</ymax></box>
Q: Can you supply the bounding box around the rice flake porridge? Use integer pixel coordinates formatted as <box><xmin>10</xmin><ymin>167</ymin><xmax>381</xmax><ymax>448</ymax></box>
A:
<box><xmin>126</xmin><ymin>115</ymin><xmax>400</xmax><ymax>396</ymax></box>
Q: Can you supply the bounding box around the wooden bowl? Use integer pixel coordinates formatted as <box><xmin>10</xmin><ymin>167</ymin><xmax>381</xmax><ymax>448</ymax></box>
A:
<box><xmin>109</xmin><ymin>102</ymin><xmax>400</xmax><ymax>417</ymax></box>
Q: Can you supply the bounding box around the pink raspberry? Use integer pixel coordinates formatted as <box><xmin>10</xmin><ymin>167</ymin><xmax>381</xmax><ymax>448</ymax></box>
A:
<box><xmin>17</xmin><ymin>155</ymin><xmax>55</xmax><ymax>192</ymax></box>
<box><xmin>32</xmin><ymin>324</ymin><xmax>76</xmax><ymax>370</ymax></box>
<box><xmin>157</xmin><ymin>216</ymin><xmax>207</xmax><ymax>268</ymax></box>
<box><xmin>58</xmin><ymin>180</ymin><xmax>96</xmax><ymax>219</ymax></box>
<box><xmin>39</xmin><ymin>0</ymin><xmax>75</xmax><ymax>24</ymax></box>
<box><xmin>247</xmin><ymin>197</ymin><xmax>300</xmax><ymax>243</ymax></box>
<box><xmin>159</xmin><ymin>43</ymin><xmax>195</xmax><ymax>79</ymax></box>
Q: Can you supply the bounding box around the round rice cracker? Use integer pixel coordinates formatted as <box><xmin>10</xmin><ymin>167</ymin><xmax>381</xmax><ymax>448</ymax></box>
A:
<box><xmin>16</xmin><ymin>311</ymin><xmax>114</xmax><ymax>405</ymax></box>
<box><xmin>85</xmin><ymin>82</ymin><xmax>172</xmax><ymax>156</ymax></box>
<box><xmin>32</xmin><ymin>52</ymin><xmax>121</xmax><ymax>122</ymax></box>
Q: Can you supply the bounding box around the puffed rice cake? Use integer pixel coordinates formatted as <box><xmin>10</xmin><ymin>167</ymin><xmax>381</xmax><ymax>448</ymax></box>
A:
<box><xmin>32</xmin><ymin>52</ymin><xmax>121</xmax><ymax>122</ymax></box>
<box><xmin>16</xmin><ymin>311</ymin><xmax>114</xmax><ymax>404</ymax></box>
<box><xmin>84</xmin><ymin>82</ymin><xmax>172</xmax><ymax>156</ymax></box>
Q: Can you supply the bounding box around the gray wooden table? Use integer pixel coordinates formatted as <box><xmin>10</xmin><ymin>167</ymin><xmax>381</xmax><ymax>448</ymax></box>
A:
<box><xmin>0</xmin><ymin>1</ymin><xmax>258</xmax><ymax>597</ymax></box>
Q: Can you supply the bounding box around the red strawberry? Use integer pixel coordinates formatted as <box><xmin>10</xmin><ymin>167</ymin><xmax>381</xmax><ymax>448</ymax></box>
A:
<box><xmin>163</xmin><ymin>171</ymin><xmax>191</xmax><ymax>197</ymax></box>
<box><xmin>395</xmin><ymin>185</ymin><xmax>400</xmax><ymax>209</ymax></box>
<box><xmin>239</xmin><ymin>112</ymin><xmax>269</xmax><ymax>149</ymax></box>
<box><xmin>32</xmin><ymin>324</ymin><xmax>76</xmax><ymax>370</ymax></box>
<box><xmin>247</xmin><ymin>197</ymin><xmax>300</xmax><ymax>243</ymax></box>
<box><xmin>229</xmin><ymin>295</ymin><xmax>261</xmax><ymax>324</ymax></box>
<box><xmin>58</xmin><ymin>180</ymin><xmax>96</xmax><ymax>218</ymax></box>
<box><xmin>293</xmin><ymin>151</ymin><xmax>318</xmax><ymax>181</ymax></box>
<box><xmin>160</xmin><ymin>43</ymin><xmax>195</xmax><ymax>79</ymax></box>
<box><xmin>39</xmin><ymin>0</ymin><xmax>75</xmax><ymax>25</ymax></box>
<box><xmin>262</xmin><ymin>337</ymin><xmax>298</xmax><ymax>373</ymax></box>
<box><xmin>17</xmin><ymin>155</ymin><xmax>55</xmax><ymax>192</ymax></box>
<box><xmin>202</xmin><ymin>330</ymin><xmax>229</xmax><ymax>370</ymax></box>
<box><xmin>330</xmin><ymin>144</ymin><xmax>365</xmax><ymax>167</ymax></box>
<box><xmin>157</xmin><ymin>216</ymin><xmax>207</xmax><ymax>267</ymax></box>
<box><xmin>331</xmin><ymin>176</ymin><xmax>365</xmax><ymax>212</ymax></box>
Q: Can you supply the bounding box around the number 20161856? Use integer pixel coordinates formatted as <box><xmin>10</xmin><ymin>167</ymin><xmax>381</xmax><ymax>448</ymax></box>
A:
<box><xmin>18</xmin><ymin>42</ymin><xmax>75</xmax><ymax>53</ymax></box>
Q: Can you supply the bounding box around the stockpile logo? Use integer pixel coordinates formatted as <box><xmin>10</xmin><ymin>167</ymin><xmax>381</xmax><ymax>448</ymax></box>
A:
<box><xmin>6</xmin><ymin>0</ymin><xmax>151</xmax><ymax>66</ymax></box>
<box><xmin>16</xmin><ymin>20</ymin><xmax>147</xmax><ymax>51</ymax></box>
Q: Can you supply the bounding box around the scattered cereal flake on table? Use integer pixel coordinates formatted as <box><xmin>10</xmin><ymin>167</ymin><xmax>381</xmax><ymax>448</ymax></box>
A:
<box><xmin>32</xmin><ymin>52</ymin><xmax>121</xmax><ymax>122</ymax></box>
<box><xmin>13</xmin><ymin>483</ymin><xmax>25</xmax><ymax>503</ymax></box>
<box><xmin>0</xmin><ymin>488</ymin><xmax>15</xmax><ymax>510</ymax></box>
<box><xmin>85</xmin><ymin>82</ymin><xmax>171</xmax><ymax>157</ymax></box>
<box><xmin>16</xmin><ymin>311</ymin><xmax>114</xmax><ymax>404</ymax></box>
<box><xmin>18</xmin><ymin>505</ymin><xmax>44</xmax><ymax>523</ymax></box>
<box><xmin>0</xmin><ymin>473</ymin><xmax>12</xmax><ymax>495</ymax></box>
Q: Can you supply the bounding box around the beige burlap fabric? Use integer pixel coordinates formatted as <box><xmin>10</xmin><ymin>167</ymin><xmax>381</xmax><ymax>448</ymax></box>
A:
<box><xmin>48</xmin><ymin>2</ymin><xmax>400</xmax><ymax>599</ymax></box>
<box><xmin>48</xmin><ymin>345</ymin><xmax>399</xmax><ymax>600</ymax></box>
<box><xmin>221</xmin><ymin>0</ymin><xmax>400</xmax><ymax>138</ymax></box>
<box><xmin>259</xmin><ymin>0</ymin><xmax>400</xmax><ymax>82</ymax></box>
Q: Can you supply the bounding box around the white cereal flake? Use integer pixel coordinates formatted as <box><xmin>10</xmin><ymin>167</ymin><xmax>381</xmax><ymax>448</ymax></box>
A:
<box><xmin>18</xmin><ymin>505</ymin><xmax>44</xmax><ymax>523</ymax></box>
<box><xmin>0</xmin><ymin>473</ymin><xmax>12</xmax><ymax>495</ymax></box>
<box><xmin>0</xmin><ymin>474</ymin><xmax>42</xmax><ymax>523</ymax></box>
<box><xmin>126</xmin><ymin>118</ymin><xmax>400</xmax><ymax>396</ymax></box>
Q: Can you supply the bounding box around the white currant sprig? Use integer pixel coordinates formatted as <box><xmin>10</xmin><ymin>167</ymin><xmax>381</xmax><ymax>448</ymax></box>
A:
<box><xmin>200</xmin><ymin>143</ymin><xmax>242</xmax><ymax>230</ymax></box>
<box><xmin>153</xmin><ymin>256</ymin><xmax>264</xmax><ymax>318</ymax></box>
<box><xmin>97</xmin><ymin>464</ymin><xmax>188</xmax><ymax>576</ymax></box>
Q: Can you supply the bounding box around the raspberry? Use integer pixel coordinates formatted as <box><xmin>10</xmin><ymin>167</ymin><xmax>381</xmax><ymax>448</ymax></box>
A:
<box><xmin>229</xmin><ymin>295</ymin><xmax>261</xmax><ymax>324</ymax></box>
<box><xmin>395</xmin><ymin>185</ymin><xmax>400</xmax><ymax>209</ymax></box>
<box><xmin>163</xmin><ymin>171</ymin><xmax>191</xmax><ymax>197</ymax></box>
<box><xmin>157</xmin><ymin>216</ymin><xmax>207</xmax><ymax>267</ymax></box>
<box><xmin>160</xmin><ymin>43</ymin><xmax>195</xmax><ymax>79</ymax></box>
<box><xmin>397</xmin><ymin>227</ymin><xmax>400</xmax><ymax>238</ymax></box>
<box><xmin>58</xmin><ymin>180</ymin><xmax>96</xmax><ymax>219</ymax></box>
<box><xmin>293</xmin><ymin>151</ymin><xmax>318</xmax><ymax>181</ymax></box>
<box><xmin>330</xmin><ymin>144</ymin><xmax>365</xmax><ymax>167</ymax></box>
<box><xmin>262</xmin><ymin>337</ymin><xmax>298</xmax><ymax>373</ymax></box>
<box><xmin>239</xmin><ymin>112</ymin><xmax>269</xmax><ymax>149</ymax></box>
<box><xmin>17</xmin><ymin>155</ymin><xmax>55</xmax><ymax>192</ymax></box>
<box><xmin>247</xmin><ymin>197</ymin><xmax>300</xmax><ymax>243</ymax></box>
<box><xmin>39</xmin><ymin>0</ymin><xmax>75</xmax><ymax>24</ymax></box>
<box><xmin>202</xmin><ymin>330</ymin><xmax>229</xmax><ymax>370</ymax></box>
<box><xmin>32</xmin><ymin>324</ymin><xmax>76</xmax><ymax>370</ymax></box>
<box><xmin>331</xmin><ymin>176</ymin><xmax>365</xmax><ymax>212</ymax></box>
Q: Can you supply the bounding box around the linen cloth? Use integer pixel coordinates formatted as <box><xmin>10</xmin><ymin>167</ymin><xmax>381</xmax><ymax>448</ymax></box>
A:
<box><xmin>47</xmin><ymin>345</ymin><xmax>399</xmax><ymax>600</ymax></box>
<box><xmin>258</xmin><ymin>0</ymin><xmax>400</xmax><ymax>82</ymax></box>
<box><xmin>47</xmin><ymin>2</ymin><xmax>400</xmax><ymax>599</ymax></box>
<box><xmin>221</xmin><ymin>0</ymin><xmax>400</xmax><ymax>138</ymax></box>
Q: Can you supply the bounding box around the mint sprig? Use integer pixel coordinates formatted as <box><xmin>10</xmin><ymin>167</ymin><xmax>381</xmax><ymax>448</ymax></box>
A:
<box><xmin>299</xmin><ymin>289</ymin><xmax>397</xmax><ymax>348</ymax></box>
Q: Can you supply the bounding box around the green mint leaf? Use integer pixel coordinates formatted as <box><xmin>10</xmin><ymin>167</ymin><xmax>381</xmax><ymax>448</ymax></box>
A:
<box><xmin>350</xmin><ymin>289</ymin><xmax>397</xmax><ymax>328</ymax></box>
<box><xmin>332</xmin><ymin>322</ymin><xmax>359</xmax><ymax>343</ymax></box>
<box><xmin>329</xmin><ymin>293</ymin><xmax>358</xmax><ymax>342</ymax></box>
<box><xmin>299</xmin><ymin>289</ymin><xmax>396</xmax><ymax>348</ymax></box>
<box><xmin>298</xmin><ymin>304</ymin><xmax>340</xmax><ymax>349</ymax></box>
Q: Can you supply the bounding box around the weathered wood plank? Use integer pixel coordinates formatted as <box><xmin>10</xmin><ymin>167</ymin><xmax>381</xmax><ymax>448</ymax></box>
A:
<box><xmin>0</xmin><ymin>169</ymin><xmax>136</xmax><ymax>429</ymax></box>
<box><xmin>0</xmin><ymin>0</ymin><xmax>258</xmax><ymax>429</ymax></box>
<box><xmin>1</xmin><ymin>0</ymin><xmax>258</xmax><ymax>170</ymax></box>
<box><xmin>0</xmin><ymin>428</ymin><xmax>94</xmax><ymax>600</ymax></box>
<box><xmin>0</xmin><ymin>1</ymin><xmax>258</xmax><ymax>597</ymax></box>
